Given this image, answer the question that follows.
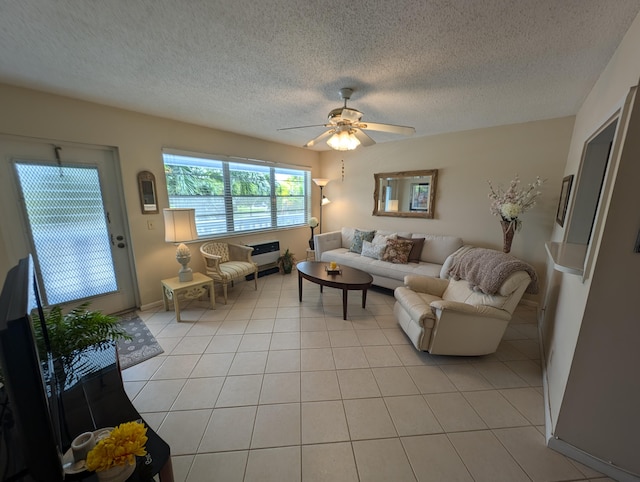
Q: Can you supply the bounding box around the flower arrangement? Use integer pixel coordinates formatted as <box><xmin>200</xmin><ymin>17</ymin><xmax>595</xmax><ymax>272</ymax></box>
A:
<box><xmin>308</xmin><ymin>217</ymin><xmax>319</xmax><ymax>249</ymax></box>
<box><xmin>487</xmin><ymin>174</ymin><xmax>545</xmax><ymax>231</ymax></box>
<box><xmin>86</xmin><ymin>421</ymin><xmax>148</xmax><ymax>472</ymax></box>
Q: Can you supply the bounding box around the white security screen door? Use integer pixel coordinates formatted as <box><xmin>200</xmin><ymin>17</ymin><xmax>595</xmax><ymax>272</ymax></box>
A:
<box><xmin>0</xmin><ymin>138</ymin><xmax>136</xmax><ymax>314</ymax></box>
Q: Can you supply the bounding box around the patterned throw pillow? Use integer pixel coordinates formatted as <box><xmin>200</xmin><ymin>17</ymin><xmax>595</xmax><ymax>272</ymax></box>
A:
<box><xmin>349</xmin><ymin>229</ymin><xmax>375</xmax><ymax>254</ymax></box>
<box><xmin>361</xmin><ymin>240</ymin><xmax>386</xmax><ymax>259</ymax></box>
<box><xmin>398</xmin><ymin>236</ymin><xmax>426</xmax><ymax>263</ymax></box>
<box><xmin>382</xmin><ymin>238</ymin><xmax>413</xmax><ymax>264</ymax></box>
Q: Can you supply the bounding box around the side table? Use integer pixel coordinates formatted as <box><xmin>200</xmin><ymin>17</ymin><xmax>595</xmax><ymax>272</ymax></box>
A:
<box><xmin>161</xmin><ymin>273</ymin><xmax>214</xmax><ymax>322</ymax></box>
<box><xmin>306</xmin><ymin>248</ymin><xmax>315</xmax><ymax>261</ymax></box>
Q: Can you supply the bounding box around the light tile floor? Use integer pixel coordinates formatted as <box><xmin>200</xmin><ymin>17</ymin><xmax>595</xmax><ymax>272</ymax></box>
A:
<box><xmin>123</xmin><ymin>273</ymin><xmax>613</xmax><ymax>482</ymax></box>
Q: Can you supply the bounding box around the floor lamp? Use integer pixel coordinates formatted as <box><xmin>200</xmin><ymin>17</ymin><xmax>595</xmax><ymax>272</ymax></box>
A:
<box><xmin>313</xmin><ymin>178</ymin><xmax>330</xmax><ymax>233</ymax></box>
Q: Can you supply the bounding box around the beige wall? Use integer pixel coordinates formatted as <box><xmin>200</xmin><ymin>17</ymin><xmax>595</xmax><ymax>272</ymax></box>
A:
<box><xmin>318</xmin><ymin>117</ymin><xmax>575</xmax><ymax>298</ymax></box>
<box><xmin>0</xmin><ymin>83</ymin><xmax>575</xmax><ymax>309</ymax></box>
<box><xmin>0</xmin><ymin>84</ymin><xmax>320</xmax><ymax>307</ymax></box>
<box><xmin>543</xmin><ymin>10</ymin><xmax>640</xmax><ymax>423</ymax></box>
<box><xmin>540</xmin><ymin>10</ymin><xmax>640</xmax><ymax>477</ymax></box>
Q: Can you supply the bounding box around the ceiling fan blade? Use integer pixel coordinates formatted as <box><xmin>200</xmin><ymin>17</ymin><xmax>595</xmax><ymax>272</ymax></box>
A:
<box><xmin>278</xmin><ymin>124</ymin><xmax>327</xmax><ymax>131</ymax></box>
<box><xmin>358</xmin><ymin>122</ymin><xmax>416</xmax><ymax>136</ymax></box>
<box><xmin>353</xmin><ymin>129</ymin><xmax>376</xmax><ymax>147</ymax></box>
<box><xmin>304</xmin><ymin>129</ymin><xmax>334</xmax><ymax>148</ymax></box>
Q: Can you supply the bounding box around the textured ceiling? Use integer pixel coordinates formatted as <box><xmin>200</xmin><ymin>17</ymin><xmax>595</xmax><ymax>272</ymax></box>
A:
<box><xmin>1</xmin><ymin>1</ymin><xmax>639</xmax><ymax>150</ymax></box>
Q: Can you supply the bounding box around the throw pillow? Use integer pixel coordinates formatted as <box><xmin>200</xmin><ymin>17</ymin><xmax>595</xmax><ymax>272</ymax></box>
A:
<box><xmin>372</xmin><ymin>232</ymin><xmax>397</xmax><ymax>245</ymax></box>
<box><xmin>349</xmin><ymin>229</ymin><xmax>375</xmax><ymax>254</ymax></box>
<box><xmin>382</xmin><ymin>238</ymin><xmax>413</xmax><ymax>264</ymax></box>
<box><xmin>361</xmin><ymin>240</ymin><xmax>386</xmax><ymax>259</ymax></box>
<box><xmin>398</xmin><ymin>236</ymin><xmax>426</xmax><ymax>263</ymax></box>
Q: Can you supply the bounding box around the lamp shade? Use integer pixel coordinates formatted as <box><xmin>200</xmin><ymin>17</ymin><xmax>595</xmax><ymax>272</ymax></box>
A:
<box><xmin>312</xmin><ymin>178</ymin><xmax>330</xmax><ymax>187</ymax></box>
<box><xmin>163</xmin><ymin>208</ymin><xmax>198</xmax><ymax>243</ymax></box>
<box><xmin>321</xmin><ymin>196</ymin><xmax>331</xmax><ymax>206</ymax></box>
<box><xmin>386</xmin><ymin>200</ymin><xmax>399</xmax><ymax>212</ymax></box>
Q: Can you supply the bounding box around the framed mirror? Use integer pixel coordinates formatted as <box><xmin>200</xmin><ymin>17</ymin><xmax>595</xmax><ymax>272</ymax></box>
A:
<box><xmin>373</xmin><ymin>169</ymin><xmax>438</xmax><ymax>218</ymax></box>
<box><xmin>137</xmin><ymin>171</ymin><xmax>158</xmax><ymax>214</ymax></box>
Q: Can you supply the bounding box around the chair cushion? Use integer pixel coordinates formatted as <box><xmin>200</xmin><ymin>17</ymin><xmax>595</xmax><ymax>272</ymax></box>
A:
<box><xmin>442</xmin><ymin>277</ymin><xmax>512</xmax><ymax>310</ymax></box>
<box><xmin>215</xmin><ymin>261</ymin><xmax>256</xmax><ymax>280</ymax></box>
<box><xmin>206</xmin><ymin>243</ymin><xmax>230</xmax><ymax>263</ymax></box>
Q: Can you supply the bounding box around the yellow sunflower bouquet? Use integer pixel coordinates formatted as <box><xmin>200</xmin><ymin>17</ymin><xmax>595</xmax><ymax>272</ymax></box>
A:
<box><xmin>86</xmin><ymin>421</ymin><xmax>148</xmax><ymax>472</ymax></box>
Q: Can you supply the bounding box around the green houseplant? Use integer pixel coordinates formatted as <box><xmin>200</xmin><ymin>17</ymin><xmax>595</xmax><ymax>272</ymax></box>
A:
<box><xmin>277</xmin><ymin>249</ymin><xmax>296</xmax><ymax>274</ymax></box>
<box><xmin>33</xmin><ymin>302</ymin><xmax>130</xmax><ymax>378</ymax></box>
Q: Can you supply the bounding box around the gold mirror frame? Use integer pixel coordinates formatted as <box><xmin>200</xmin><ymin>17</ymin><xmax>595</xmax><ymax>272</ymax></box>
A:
<box><xmin>373</xmin><ymin>169</ymin><xmax>438</xmax><ymax>219</ymax></box>
<box><xmin>137</xmin><ymin>170</ymin><xmax>158</xmax><ymax>214</ymax></box>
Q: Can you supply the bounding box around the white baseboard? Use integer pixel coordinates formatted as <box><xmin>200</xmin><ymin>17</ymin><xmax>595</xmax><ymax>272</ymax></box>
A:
<box><xmin>547</xmin><ymin>437</ymin><xmax>640</xmax><ymax>482</ymax></box>
<box><xmin>140</xmin><ymin>299</ymin><xmax>164</xmax><ymax>312</ymax></box>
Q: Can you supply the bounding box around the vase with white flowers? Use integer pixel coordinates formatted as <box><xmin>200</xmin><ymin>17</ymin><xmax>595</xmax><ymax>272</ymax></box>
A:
<box><xmin>487</xmin><ymin>174</ymin><xmax>545</xmax><ymax>253</ymax></box>
<box><xmin>308</xmin><ymin>216</ymin><xmax>319</xmax><ymax>249</ymax></box>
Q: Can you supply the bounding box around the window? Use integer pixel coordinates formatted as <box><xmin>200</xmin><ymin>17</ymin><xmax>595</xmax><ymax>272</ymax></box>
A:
<box><xmin>162</xmin><ymin>149</ymin><xmax>311</xmax><ymax>237</ymax></box>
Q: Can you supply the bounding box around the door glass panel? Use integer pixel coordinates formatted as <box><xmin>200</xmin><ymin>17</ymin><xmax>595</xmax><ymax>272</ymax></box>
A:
<box><xmin>14</xmin><ymin>162</ymin><xmax>118</xmax><ymax>305</ymax></box>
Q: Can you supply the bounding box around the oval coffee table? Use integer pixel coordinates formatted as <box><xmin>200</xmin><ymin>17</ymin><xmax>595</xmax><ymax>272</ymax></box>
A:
<box><xmin>297</xmin><ymin>261</ymin><xmax>374</xmax><ymax>320</ymax></box>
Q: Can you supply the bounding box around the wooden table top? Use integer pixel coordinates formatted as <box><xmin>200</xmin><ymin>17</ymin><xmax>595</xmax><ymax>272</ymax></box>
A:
<box><xmin>297</xmin><ymin>261</ymin><xmax>373</xmax><ymax>287</ymax></box>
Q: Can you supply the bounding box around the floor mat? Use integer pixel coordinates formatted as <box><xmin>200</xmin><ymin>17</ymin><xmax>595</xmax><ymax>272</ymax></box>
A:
<box><xmin>116</xmin><ymin>312</ymin><xmax>164</xmax><ymax>370</ymax></box>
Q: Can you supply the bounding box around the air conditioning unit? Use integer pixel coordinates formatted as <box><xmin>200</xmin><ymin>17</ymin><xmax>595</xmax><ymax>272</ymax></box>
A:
<box><xmin>246</xmin><ymin>240</ymin><xmax>280</xmax><ymax>278</ymax></box>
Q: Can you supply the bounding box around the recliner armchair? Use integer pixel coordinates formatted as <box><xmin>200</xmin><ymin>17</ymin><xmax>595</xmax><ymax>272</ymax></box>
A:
<box><xmin>200</xmin><ymin>242</ymin><xmax>258</xmax><ymax>304</ymax></box>
<box><xmin>394</xmin><ymin>270</ymin><xmax>532</xmax><ymax>356</ymax></box>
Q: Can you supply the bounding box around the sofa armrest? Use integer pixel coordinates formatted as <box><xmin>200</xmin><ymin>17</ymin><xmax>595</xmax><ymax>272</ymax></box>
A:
<box><xmin>228</xmin><ymin>243</ymin><xmax>254</xmax><ymax>262</ymax></box>
<box><xmin>404</xmin><ymin>275</ymin><xmax>449</xmax><ymax>297</ymax></box>
<box><xmin>430</xmin><ymin>299</ymin><xmax>511</xmax><ymax>320</ymax></box>
<box><xmin>314</xmin><ymin>231</ymin><xmax>343</xmax><ymax>261</ymax></box>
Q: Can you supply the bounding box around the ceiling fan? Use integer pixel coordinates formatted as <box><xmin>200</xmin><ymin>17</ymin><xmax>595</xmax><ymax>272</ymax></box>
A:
<box><xmin>279</xmin><ymin>88</ymin><xmax>415</xmax><ymax>150</ymax></box>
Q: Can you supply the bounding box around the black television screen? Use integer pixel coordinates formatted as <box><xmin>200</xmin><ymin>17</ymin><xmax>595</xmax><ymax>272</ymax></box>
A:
<box><xmin>0</xmin><ymin>256</ymin><xmax>64</xmax><ymax>481</ymax></box>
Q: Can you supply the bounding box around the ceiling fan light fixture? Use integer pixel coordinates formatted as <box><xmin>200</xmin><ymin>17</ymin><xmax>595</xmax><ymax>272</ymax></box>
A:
<box><xmin>327</xmin><ymin>129</ymin><xmax>360</xmax><ymax>151</ymax></box>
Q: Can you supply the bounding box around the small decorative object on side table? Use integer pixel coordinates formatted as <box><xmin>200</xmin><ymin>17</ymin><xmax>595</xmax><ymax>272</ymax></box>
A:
<box><xmin>161</xmin><ymin>272</ymin><xmax>214</xmax><ymax>322</ymax></box>
<box><xmin>325</xmin><ymin>261</ymin><xmax>341</xmax><ymax>274</ymax></box>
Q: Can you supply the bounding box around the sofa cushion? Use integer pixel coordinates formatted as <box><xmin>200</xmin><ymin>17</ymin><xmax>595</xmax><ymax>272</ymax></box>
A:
<box><xmin>414</xmin><ymin>234</ymin><xmax>464</xmax><ymax>264</ymax></box>
<box><xmin>349</xmin><ymin>229</ymin><xmax>376</xmax><ymax>254</ymax></box>
<box><xmin>361</xmin><ymin>240</ymin><xmax>386</xmax><ymax>259</ymax></box>
<box><xmin>382</xmin><ymin>238</ymin><xmax>413</xmax><ymax>264</ymax></box>
<box><xmin>320</xmin><ymin>248</ymin><xmax>443</xmax><ymax>281</ymax></box>
<box><xmin>398</xmin><ymin>236</ymin><xmax>425</xmax><ymax>263</ymax></box>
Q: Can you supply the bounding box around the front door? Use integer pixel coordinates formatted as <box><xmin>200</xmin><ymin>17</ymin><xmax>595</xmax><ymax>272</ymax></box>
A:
<box><xmin>0</xmin><ymin>137</ymin><xmax>137</xmax><ymax>314</ymax></box>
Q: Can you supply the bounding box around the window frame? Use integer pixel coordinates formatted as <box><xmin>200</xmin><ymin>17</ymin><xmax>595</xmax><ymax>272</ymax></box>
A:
<box><xmin>162</xmin><ymin>148</ymin><xmax>312</xmax><ymax>239</ymax></box>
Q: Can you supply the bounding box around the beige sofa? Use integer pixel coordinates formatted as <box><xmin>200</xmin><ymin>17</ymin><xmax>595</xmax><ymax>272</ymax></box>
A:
<box><xmin>393</xmin><ymin>246</ymin><xmax>536</xmax><ymax>355</ymax></box>
<box><xmin>313</xmin><ymin>227</ymin><xmax>464</xmax><ymax>290</ymax></box>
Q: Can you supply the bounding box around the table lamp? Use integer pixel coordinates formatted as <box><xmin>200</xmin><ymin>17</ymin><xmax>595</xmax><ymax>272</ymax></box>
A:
<box><xmin>163</xmin><ymin>208</ymin><xmax>198</xmax><ymax>282</ymax></box>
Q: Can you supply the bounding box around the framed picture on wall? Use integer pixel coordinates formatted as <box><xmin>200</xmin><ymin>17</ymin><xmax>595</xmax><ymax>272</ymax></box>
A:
<box><xmin>556</xmin><ymin>175</ymin><xmax>574</xmax><ymax>227</ymax></box>
<box><xmin>409</xmin><ymin>183</ymin><xmax>430</xmax><ymax>211</ymax></box>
